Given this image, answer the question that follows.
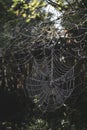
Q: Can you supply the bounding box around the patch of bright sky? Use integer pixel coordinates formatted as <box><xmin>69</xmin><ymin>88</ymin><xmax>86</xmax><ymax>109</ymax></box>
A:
<box><xmin>45</xmin><ymin>4</ymin><xmax>63</xmax><ymax>30</ymax></box>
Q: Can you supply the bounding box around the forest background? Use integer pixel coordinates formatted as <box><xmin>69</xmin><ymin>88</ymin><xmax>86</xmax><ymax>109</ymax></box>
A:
<box><xmin>0</xmin><ymin>0</ymin><xmax>87</xmax><ymax>130</ymax></box>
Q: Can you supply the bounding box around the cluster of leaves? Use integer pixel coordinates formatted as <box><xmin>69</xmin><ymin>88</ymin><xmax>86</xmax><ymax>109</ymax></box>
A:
<box><xmin>10</xmin><ymin>0</ymin><xmax>47</xmax><ymax>22</ymax></box>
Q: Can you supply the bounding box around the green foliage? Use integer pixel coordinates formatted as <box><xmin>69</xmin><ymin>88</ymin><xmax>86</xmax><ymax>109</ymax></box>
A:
<box><xmin>10</xmin><ymin>0</ymin><xmax>47</xmax><ymax>22</ymax></box>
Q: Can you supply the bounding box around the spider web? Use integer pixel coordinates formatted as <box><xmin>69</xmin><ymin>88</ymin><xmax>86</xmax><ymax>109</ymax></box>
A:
<box><xmin>26</xmin><ymin>44</ymin><xmax>76</xmax><ymax>112</ymax></box>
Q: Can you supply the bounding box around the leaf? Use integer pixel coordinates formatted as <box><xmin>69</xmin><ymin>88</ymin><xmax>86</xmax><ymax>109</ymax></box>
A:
<box><xmin>22</xmin><ymin>13</ymin><xmax>26</xmax><ymax>17</ymax></box>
